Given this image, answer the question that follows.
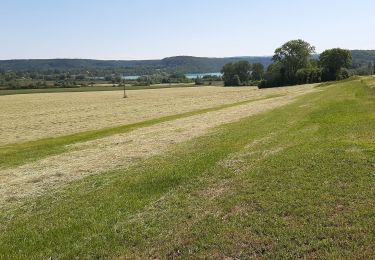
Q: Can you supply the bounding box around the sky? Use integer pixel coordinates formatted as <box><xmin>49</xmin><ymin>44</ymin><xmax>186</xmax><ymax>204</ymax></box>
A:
<box><xmin>1</xmin><ymin>0</ymin><xmax>375</xmax><ymax>60</ymax></box>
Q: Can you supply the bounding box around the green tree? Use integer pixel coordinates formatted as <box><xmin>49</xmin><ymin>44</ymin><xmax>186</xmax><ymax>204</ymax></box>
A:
<box><xmin>295</xmin><ymin>68</ymin><xmax>322</xmax><ymax>84</ymax></box>
<box><xmin>221</xmin><ymin>61</ymin><xmax>251</xmax><ymax>86</ymax></box>
<box><xmin>251</xmin><ymin>63</ymin><xmax>264</xmax><ymax>80</ymax></box>
<box><xmin>221</xmin><ymin>63</ymin><xmax>236</xmax><ymax>86</ymax></box>
<box><xmin>168</xmin><ymin>72</ymin><xmax>187</xmax><ymax>83</ymax></box>
<box><xmin>233</xmin><ymin>74</ymin><xmax>241</xmax><ymax>86</ymax></box>
<box><xmin>194</xmin><ymin>77</ymin><xmax>204</xmax><ymax>85</ymax></box>
<box><xmin>260</xmin><ymin>62</ymin><xmax>285</xmax><ymax>88</ymax></box>
<box><xmin>367</xmin><ymin>62</ymin><xmax>375</xmax><ymax>75</ymax></box>
<box><xmin>337</xmin><ymin>68</ymin><xmax>351</xmax><ymax>80</ymax></box>
<box><xmin>320</xmin><ymin>48</ymin><xmax>352</xmax><ymax>80</ymax></box>
<box><xmin>234</xmin><ymin>61</ymin><xmax>252</xmax><ymax>84</ymax></box>
<box><xmin>114</xmin><ymin>75</ymin><xmax>122</xmax><ymax>83</ymax></box>
<box><xmin>4</xmin><ymin>72</ymin><xmax>16</xmax><ymax>82</ymax></box>
<box><xmin>272</xmin><ymin>39</ymin><xmax>316</xmax><ymax>84</ymax></box>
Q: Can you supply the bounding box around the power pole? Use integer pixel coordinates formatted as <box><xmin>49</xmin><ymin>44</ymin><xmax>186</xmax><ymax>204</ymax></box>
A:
<box><xmin>123</xmin><ymin>80</ymin><xmax>127</xmax><ymax>98</ymax></box>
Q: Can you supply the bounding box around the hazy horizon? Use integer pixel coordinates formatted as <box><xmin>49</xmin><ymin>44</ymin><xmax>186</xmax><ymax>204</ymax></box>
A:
<box><xmin>2</xmin><ymin>0</ymin><xmax>375</xmax><ymax>60</ymax></box>
<box><xmin>0</xmin><ymin>55</ymin><xmax>274</xmax><ymax>61</ymax></box>
<box><xmin>1</xmin><ymin>51</ymin><xmax>375</xmax><ymax>61</ymax></box>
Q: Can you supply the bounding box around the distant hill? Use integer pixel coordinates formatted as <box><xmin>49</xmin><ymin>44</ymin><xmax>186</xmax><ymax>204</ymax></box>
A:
<box><xmin>351</xmin><ymin>50</ymin><xmax>375</xmax><ymax>68</ymax></box>
<box><xmin>0</xmin><ymin>56</ymin><xmax>273</xmax><ymax>75</ymax></box>
<box><xmin>351</xmin><ymin>50</ymin><xmax>375</xmax><ymax>62</ymax></box>
<box><xmin>0</xmin><ymin>59</ymin><xmax>160</xmax><ymax>72</ymax></box>
<box><xmin>159</xmin><ymin>56</ymin><xmax>273</xmax><ymax>73</ymax></box>
<box><xmin>0</xmin><ymin>51</ymin><xmax>374</xmax><ymax>75</ymax></box>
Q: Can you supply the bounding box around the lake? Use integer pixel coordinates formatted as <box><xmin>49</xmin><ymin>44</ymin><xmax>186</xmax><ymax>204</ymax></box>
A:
<box><xmin>122</xmin><ymin>72</ymin><xmax>222</xmax><ymax>80</ymax></box>
<box><xmin>185</xmin><ymin>72</ymin><xmax>222</xmax><ymax>79</ymax></box>
<box><xmin>122</xmin><ymin>75</ymin><xmax>140</xmax><ymax>80</ymax></box>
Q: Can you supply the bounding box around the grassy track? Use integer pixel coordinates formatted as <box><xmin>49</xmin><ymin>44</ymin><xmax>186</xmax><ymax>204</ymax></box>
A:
<box><xmin>1</xmin><ymin>78</ymin><xmax>374</xmax><ymax>258</ymax></box>
<box><xmin>0</xmin><ymin>94</ymin><xmax>281</xmax><ymax>169</ymax></box>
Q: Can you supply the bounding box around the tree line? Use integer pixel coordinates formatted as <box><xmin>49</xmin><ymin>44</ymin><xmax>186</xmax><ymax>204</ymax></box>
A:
<box><xmin>2</xmin><ymin>43</ymin><xmax>375</xmax><ymax>90</ymax></box>
<box><xmin>221</xmin><ymin>61</ymin><xmax>264</xmax><ymax>86</ymax></box>
<box><xmin>221</xmin><ymin>39</ymin><xmax>360</xmax><ymax>88</ymax></box>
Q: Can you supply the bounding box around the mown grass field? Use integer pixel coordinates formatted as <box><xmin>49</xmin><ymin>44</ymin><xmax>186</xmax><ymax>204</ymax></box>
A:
<box><xmin>0</xmin><ymin>83</ymin><xmax>197</xmax><ymax>96</ymax></box>
<box><xmin>0</xmin><ymin>93</ymin><xmax>282</xmax><ymax>170</ymax></box>
<box><xmin>0</xmin><ymin>84</ymin><xmax>310</xmax><ymax>145</ymax></box>
<box><xmin>1</xmin><ymin>78</ymin><xmax>374</xmax><ymax>258</ymax></box>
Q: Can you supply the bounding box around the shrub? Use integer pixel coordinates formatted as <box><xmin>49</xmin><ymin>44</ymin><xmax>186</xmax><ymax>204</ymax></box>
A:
<box><xmin>337</xmin><ymin>68</ymin><xmax>351</xmax><ymax>80</ymax></box>
<box><xmin>195</xmin><ymin>77</ymin><xmax>204</xmax><ymax>85</ymax></box>
<box><xmin>296</xmin><ymin>68</ymin><xmax>322</xmax><ymax>84</ymax></box>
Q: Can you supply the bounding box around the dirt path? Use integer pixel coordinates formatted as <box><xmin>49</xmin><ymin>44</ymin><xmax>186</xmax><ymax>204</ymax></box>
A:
<box><xmin>0</xmin><ymin>86</ymin><xmax>317</xmax><ymax>210</ymax></box>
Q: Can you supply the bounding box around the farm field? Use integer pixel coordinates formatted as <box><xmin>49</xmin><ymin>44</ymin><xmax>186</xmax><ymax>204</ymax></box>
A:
<box><xmin>0</xmin><ymin>83</ymin><xmax>197</xmax><ymax>96</ymax></box>
<box><xmin>0</xmin><ymin>84</ymin><xmax>313</xmax><ymax>145</ymax></box>
<box><xmin>0</xmin><ymin>84</ymin><xmax>316</xmax><ymax>209</ymax></box>
<box><xmin>1</xmin><ymin>78</ymin><xmax>375</xmax><ymax>258</ymax></box>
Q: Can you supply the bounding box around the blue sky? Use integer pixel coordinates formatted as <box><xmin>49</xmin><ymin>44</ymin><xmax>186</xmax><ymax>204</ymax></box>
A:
<box><xmin>1</xmin><ymin>0</ymin><xmax>374</xmax><ymax>60</ymax></box>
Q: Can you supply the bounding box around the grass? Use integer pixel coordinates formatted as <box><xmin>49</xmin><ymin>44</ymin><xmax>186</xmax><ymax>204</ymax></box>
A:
<box><xmin>0</xmin><ymin>83</ymin><xmax>198</xmax><ymax>96</ymax></box>
<box><xmin>0</xmin><ymin>85</ymin><xmax>125</xmax><ymax>95</ymax></box>
<box><xmin>1</xmin><ymin>83</ymin><xmax>269</xmax><ymax>145</ymax></box>
<box><xmin>0</xmin><ymin>94</ymin><xmax>281</xmax><ymax>169</ymax></box>
<box><xmin>1</xmin><ymin>78</ymin><xmax>374</xmax><ymax>258</ymax></box>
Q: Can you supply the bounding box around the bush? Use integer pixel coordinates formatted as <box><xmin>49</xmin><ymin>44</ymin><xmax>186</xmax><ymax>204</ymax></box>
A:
<box><xmin>337</xmin><ymin>68</ymin><xmax>351</xmax><ymax>80</ymax></box>
<box><xmin>195</xmin><ymin>77</ymin><xmax>204</xmax><ymax>85</ymax></box>
<box><xmin>295</xmin><ymin>68</ymin><xmax>322</xmax><ymax>84</ymax></box>
<box><xmin>233</xmin><ymin>74</ymin><xmax>241</xmax><ymax>86</ymax></box>
<box><xmin>258</xmin><ymin>80</ymin><xmax>267</xmax><ymax>89</ymax></box>
<box><xmin>249</xmin><ymin>80</ymin><xmax>261</xmax><ymax>86</ymax></box>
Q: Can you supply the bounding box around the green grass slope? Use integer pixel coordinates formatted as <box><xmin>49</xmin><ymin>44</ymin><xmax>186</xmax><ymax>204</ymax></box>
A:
<box><xmin>1</xmin><ymin>78</ymin><xmax>375</xmax><ymax>258</ymax></box>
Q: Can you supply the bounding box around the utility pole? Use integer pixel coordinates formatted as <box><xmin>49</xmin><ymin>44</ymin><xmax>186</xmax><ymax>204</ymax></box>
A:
<box><xmin>123</xmin><ymin>80</ymin><xmax>127</xmax><ymax>98</ymax></box>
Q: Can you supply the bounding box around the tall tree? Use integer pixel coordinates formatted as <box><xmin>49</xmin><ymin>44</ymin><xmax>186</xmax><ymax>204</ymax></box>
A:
<box><xmin>272</xmin><ymin>39</ymin><xmax>316</xmax><ymax>84</ymax></box>
<box><xmin>260</xmin><ymin>62</ymin><xmax>285</xmax><ymax>88</ymax></box>
<box><xmin>320</xmin><ymin>48</ymin><xmax>352</xmax><ymax>80</ymax></box>
<box><xmin>221</xmin><ymin>61</ymin><xmax>252</xmax><ymax>86</ymax></box>
<box><xmin>221</xmin><ymin>63</ymin><xmax>237</xmax><ymax>86</ymax></box>
<box><xmin>368</xmin><ymin>62</ymin><xmax>374</xmax><ymax>75</ymax></box>
<box><xmin>234</xmin><ymin>61</ymin><xmax>252</xmax><ymax>84</ymax></box>
<box><xmin>251</xmin><ymin>63</ymin><xmax>264</xmax><ymax>80</ymax></box>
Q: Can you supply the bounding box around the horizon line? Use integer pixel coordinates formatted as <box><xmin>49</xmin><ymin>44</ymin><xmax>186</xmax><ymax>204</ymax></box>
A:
<box><xmin>0</xmin><ymin>55</ymin><xmax>276</xmax><ymax>62</ymax></box>
<box><xmin>1</xmin><ymin>49</ymin><xmax>372</xmax><ymax>61</ymax></box>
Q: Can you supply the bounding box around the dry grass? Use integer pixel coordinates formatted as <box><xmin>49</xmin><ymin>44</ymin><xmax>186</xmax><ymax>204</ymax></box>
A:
<box><xmin>0</xmin><ymin>85</ymin><xmax>316</xmax><ymax>145</ymax></box>
<box><xmin>0</xmin><ymin>85</ymin><xmax>317</xmax><ymax>209</ymax></box>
